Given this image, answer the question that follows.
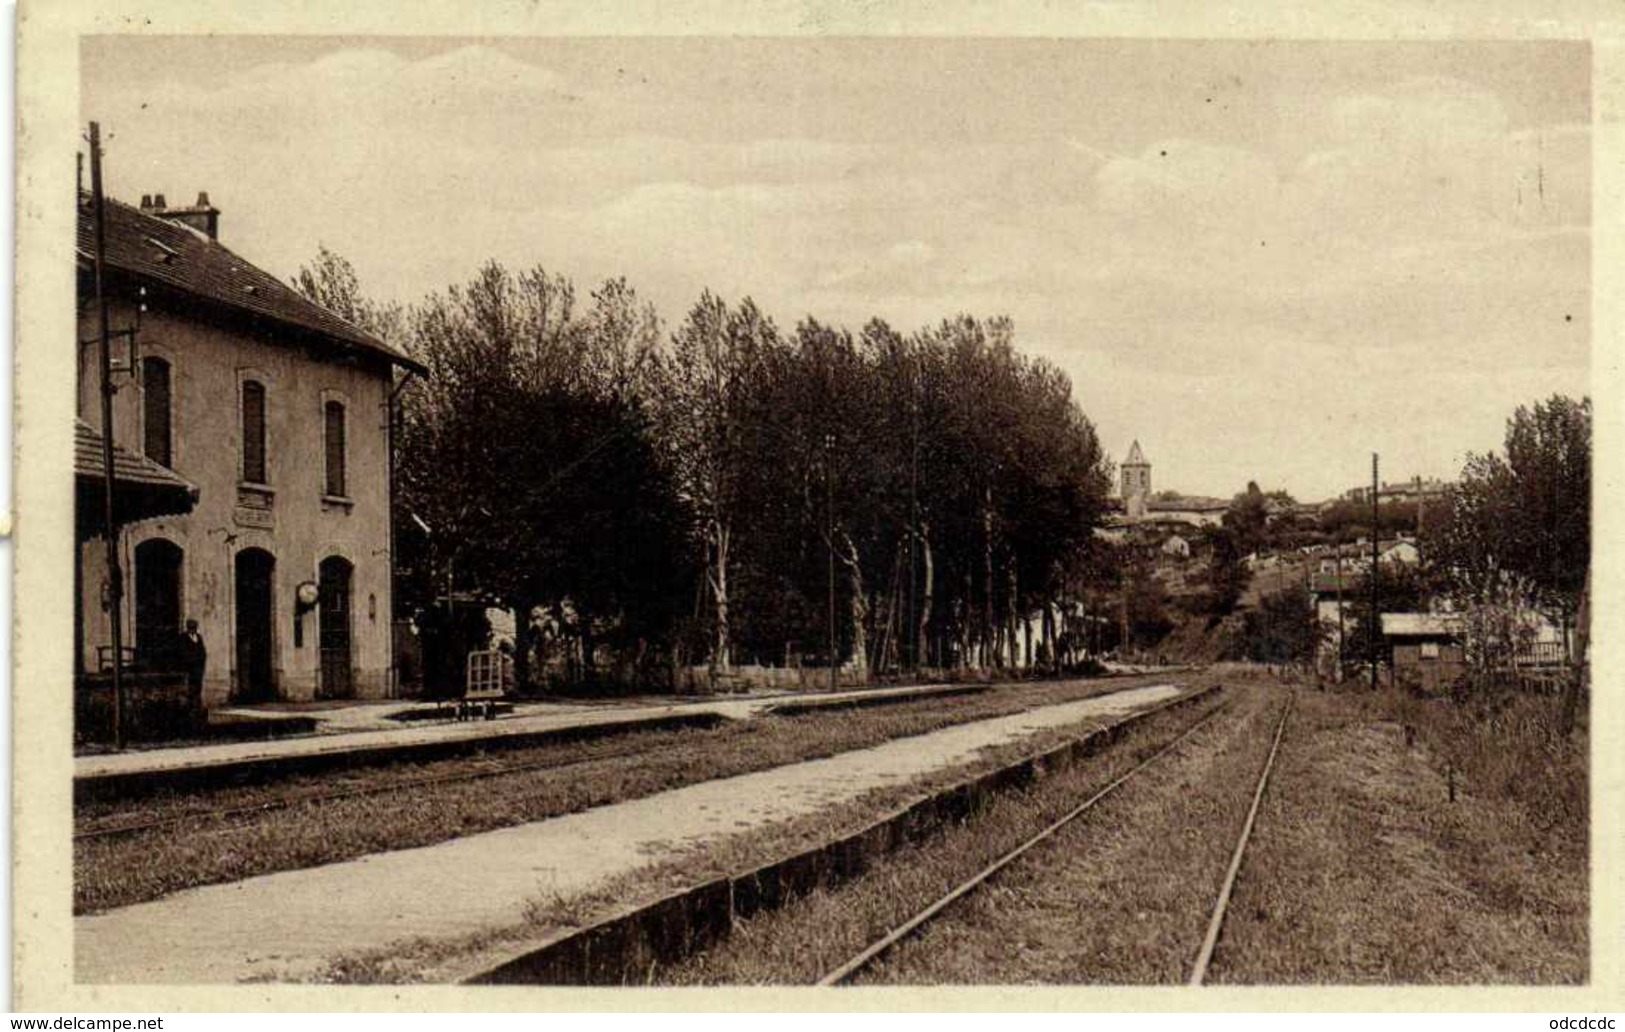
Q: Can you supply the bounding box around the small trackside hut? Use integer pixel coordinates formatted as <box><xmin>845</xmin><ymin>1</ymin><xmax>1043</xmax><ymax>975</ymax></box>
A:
<box><xmin>1381</xmin><ymin>612</ymin><xmax>1466</xmax><ymax>695</ymax></box>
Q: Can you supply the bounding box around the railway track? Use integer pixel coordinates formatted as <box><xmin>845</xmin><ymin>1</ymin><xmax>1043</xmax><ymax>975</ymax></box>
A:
<box><xmin>73</xmin><ymin>733</ymin><xmax>691</xmax><ymax>843</ymax></box>
<box><xmin>817</xmin><ymin>690</ymin><xmax>1293</xmax><ymax>986</ymax></box>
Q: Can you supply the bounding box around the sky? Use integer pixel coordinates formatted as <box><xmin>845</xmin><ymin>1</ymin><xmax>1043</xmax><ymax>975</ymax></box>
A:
<box><xmin>81</xmin><ymin>37</ymin><xmax>1591</xmax><ymax>501</ymax></box>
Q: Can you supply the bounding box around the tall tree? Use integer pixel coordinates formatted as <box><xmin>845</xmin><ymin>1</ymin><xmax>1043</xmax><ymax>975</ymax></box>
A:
<box><xmin>1224</xmin><ymin>481</ymin><xmax>1270</xmax><ymax>555</ymax></box>
<box><xmin>656</xmin><ymin>293</ymin><xmax>780</xmax><ymax>673</ymax></box>
<box><xmin>1202</xmin><ymin>525</ymin><xmax>1251</xmax><ymax>616</ymax></box>
<box><xmin>390</xmin><ymin>261</ymin><xmax>688</xmax><ymax>689</ymax></box>
<box><xmin>1236</xmin><ymin>583</ymin><xmax>1324</xmax><ymax>667</ymax></box>
<box><xmin>292</xmin><ymin>245</ymin><xmax>408</xmax><ymax>346</ymax></box>
<box><xmin>1433</xmin><ymin>395</ymin><xmax>1590</xmax><ymax>723</ymax></box>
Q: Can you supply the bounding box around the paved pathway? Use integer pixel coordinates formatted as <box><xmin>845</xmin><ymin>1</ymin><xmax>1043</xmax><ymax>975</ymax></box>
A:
<box><xmin>75</xmin><ymin>682</ymin><xmax>1181</xmax><ymax>984</ymax></box>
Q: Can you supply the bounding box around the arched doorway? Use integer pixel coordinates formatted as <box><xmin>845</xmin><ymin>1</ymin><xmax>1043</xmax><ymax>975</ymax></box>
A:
<box><xmin>134</xmin><ymin>538</ymin><xmax>183</xmax><ymax>668</ymax></box>
<box><xmin>318</xmin><ymin>556</ymin><xmax>354</xmax><ymax>698</ymax></box>
<box><xmin>234</xmin><ymin>548</ymin><xmax>276</xmax><ymax>702</ymax></box>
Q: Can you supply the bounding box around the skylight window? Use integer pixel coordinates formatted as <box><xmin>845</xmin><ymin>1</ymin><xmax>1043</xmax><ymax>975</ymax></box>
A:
<box><xmin>144</xmin><ymin>235</ymin><xmax>179</xmax><ymax>264</ymax></box>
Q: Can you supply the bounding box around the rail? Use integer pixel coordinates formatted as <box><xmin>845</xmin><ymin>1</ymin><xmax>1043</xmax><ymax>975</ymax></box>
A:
<box><xmin>1187</xmin><ymin>691</ymin><xmax>1294</xmax><ymax>985</ymax></box>
<box><xmin>818</xmin><ymin>697</ymin><xmax>1229</xmax><ymax>986</ymax></box>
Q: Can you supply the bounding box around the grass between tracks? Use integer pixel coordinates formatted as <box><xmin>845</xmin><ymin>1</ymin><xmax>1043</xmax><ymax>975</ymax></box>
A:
<box><xmin>1210</xmin><ymin>687</ymin><xmax>1586</xmax><ymax>984</ymax></box>
<box><xmin>75</xmin><ymin>674</ymin><xmax>1188</xmax><ymax>914</ymax></box>
<box><xmin>312</xmin><ymin>686</ymin><xmax>1223</xmax><ymax>984</ymax></box>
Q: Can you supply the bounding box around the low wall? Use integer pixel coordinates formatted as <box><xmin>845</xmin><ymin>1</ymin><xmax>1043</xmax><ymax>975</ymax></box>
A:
<box><xmin>75</xmin><ymin>673</ymin><xmax>197</xmax><ymax>744</ymax></box>
<box><xmin>682</xmin><ymin>664</ymin><xmax>862</xmax><ymax>694</ymax></box>
<box><xmin>764</xmin><ymin>684</ymin><xmax>990</xmax><ymax>717</ymax></box>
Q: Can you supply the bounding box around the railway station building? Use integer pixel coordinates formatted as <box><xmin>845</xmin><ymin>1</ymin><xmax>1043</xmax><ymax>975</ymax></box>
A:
<box><xmin>75</xmin><ymin>189</ymin><xmax>426</xmax><ymax>712</ymax></box>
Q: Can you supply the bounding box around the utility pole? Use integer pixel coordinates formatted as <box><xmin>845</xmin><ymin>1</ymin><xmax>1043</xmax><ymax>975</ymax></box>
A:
<box><xmin>1119</xmin><ymin>558</ymin><xmax>1130</xmax><ymax>660</ymax></box>
<box><xmin>826</xmin><ymin>432</ymin><xmax>836</xmax><ymax>692</ymax></box>
<box><xmin>1370</xmin><ymin>452</ymin><xmax>1380</xmax><ymax>692</ymax></box>
<box><xmin>89</xmin><ymin>122</ymin><xmax>127</xmax><ymax>750</ymax></box>
<box><xmin>984</xmin><ymin>480</ymin><xmax>996</xmax><ymax>668</ymax></box>
<box><xmin>907</xmin><ymin>355</ymin><xmax>919</xmax><ymax>675</ymax></box>
<box><xmin>1335</xmin><ymin>543</ymin><xmax>1345</xmax><ymax>681</ymax></box>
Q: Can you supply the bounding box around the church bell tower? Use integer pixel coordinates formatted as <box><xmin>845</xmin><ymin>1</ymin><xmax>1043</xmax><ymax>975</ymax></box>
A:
<box><xmin>1121</xmin><ymin>440</ymin><xmax>1151</xmax><ymax>519</ymax></box>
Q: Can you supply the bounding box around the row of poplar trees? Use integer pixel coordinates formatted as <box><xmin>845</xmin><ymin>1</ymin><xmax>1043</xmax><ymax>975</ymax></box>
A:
<box><xmin>295</xmin><ymin>253</ymin><xmax>1113</xmax><ymax>689</ymax></box>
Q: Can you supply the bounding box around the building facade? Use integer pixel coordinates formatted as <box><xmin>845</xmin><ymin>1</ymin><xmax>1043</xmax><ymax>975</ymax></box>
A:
<box><xmin>76</xmin><ymin>191</ymin><xmax>425</xmax><ymax>709</ymax></box>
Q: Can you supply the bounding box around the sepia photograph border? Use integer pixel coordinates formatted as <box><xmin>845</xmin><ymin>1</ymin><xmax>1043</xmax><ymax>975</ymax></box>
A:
<box><xmin>14</xmin><ymin>0</ymin><xmax>1625</xmax><ymax>1012</ymax></box>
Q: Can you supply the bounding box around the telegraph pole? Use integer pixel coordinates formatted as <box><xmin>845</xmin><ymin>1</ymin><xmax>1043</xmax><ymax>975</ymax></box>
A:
<box><xmin>1335</xmin><ymin>544</ymin><xmax>1345</xmax><ymax>680</ymax></box>
<box><xmin>907</xmin><ymin>355</ymin><xmax>919</xmax><ymax>675</ymax></box>
<box><xmin>89</xmin><ymin>122</ymin><xmax>127</xmax><ymax>749</ymax></box>
<box><xmin>1370</xmin><ymin>452</ymin><xmax>1380</xmax><ymax>692</ymax></box>
<box><xmin>826</xmin><ymin>432</ymin><xmax>837</xmax><ymax>692</ymax></box>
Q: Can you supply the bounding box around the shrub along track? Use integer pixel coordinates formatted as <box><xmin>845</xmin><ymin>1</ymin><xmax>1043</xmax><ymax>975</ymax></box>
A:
<box><xmin>655</xmin><ymin>678</ymin><xmax>1292</xmax><ymax>985</ymax></box>
<box><xmin>75</xmin><ymin>673</ymin><xmax>1198</xmax><ymax>915</ymax></box>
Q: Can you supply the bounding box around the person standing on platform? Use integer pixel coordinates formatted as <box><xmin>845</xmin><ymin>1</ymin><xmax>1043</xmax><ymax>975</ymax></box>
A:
<box><xmin>178</xmin><ymin>619</ymin><xmax>207</xmax><ymax>730</ymax></box>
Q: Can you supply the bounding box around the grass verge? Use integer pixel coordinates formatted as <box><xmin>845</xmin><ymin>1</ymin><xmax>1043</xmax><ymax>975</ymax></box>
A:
<box><xmin>1210</xmin><ymin>687</ymin><xmax>1586</xmax><ymax>983</ymax></box>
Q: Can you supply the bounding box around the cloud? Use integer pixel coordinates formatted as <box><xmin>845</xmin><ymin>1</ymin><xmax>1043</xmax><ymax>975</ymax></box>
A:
<box><xmin>1095</xmin><ymin>139</ymin><xmax>1281</xmax><ymax>224</ymax></box>
<box><xmin>193</xmin><ymin>44</ymin><xmax>568</xmax><ymax>112</ymax></box>
<box><xmin>94</xmin><ymin>43</ymin><xmax>580</xmax><ymax>175</ymax></box>
<box><xmin>1327</xmin><ymin>76</ymin><xmax>1509</xmax><ymax>149</ymax></box>
<box><xmin>412</xmin><ymin>44</ymin><xmax>567</xmax><ymax>95</ymax></box>
<box><xmin>81</xmin><ymin>40</ymin><xmax>1591</xmax><ymax>500</ymax></box>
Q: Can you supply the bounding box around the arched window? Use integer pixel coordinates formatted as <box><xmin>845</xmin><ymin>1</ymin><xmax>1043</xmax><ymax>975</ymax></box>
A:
<box><xmin>242</xmin><ymin>380</ymin><xmax>267</xmax><ymax>484</ymax></box>
<box><xmin>142</xmin><ymin>357</ymin><xmax>172</xmax><ymax>468</ymax></box>
<box><xmin>324</xmin><ymin>400</ymin><xmax>347</xmax><ymax>497</ymax></box>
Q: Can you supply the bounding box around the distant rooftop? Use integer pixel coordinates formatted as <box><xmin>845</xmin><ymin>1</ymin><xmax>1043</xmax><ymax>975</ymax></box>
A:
<box><xmin>1381</xmin><ymin>613</ymin><xmax>1462</xmax><ymax>638</ymax></box>
<box><xmin>1146</xmin><ymin>494</ymin><xmax>1228</xmax><ymax>513</ymax></box>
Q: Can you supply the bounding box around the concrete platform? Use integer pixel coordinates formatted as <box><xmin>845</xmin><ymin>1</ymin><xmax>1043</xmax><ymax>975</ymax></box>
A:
<box><xmin>73</xmin><ymin>681</ymin><xmax>992</xmax><ymax>800</ymax></box>
<box><xmin>75</xmin><ymin>681</ymin><xmax>1182</xmax><ymax>984</ymax></box>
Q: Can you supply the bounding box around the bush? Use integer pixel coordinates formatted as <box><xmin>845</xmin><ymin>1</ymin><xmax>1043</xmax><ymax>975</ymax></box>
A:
<box><xmin>1371</xmin><ymin>689</ymin><xmax>1586</xmax><ymax>842</ymax></box>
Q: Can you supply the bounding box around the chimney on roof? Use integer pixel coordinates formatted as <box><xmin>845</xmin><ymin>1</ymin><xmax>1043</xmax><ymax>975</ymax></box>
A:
<box><xmin>146</xmin><ymin>190</ymin><xmax>220</xmax><ymax>241</ymax></box>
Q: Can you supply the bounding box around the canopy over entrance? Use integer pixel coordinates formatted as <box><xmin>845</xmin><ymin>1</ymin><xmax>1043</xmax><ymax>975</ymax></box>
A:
<box><xmin>74</xmin><ymin>418</ymin><xmax>199</xmax><ymax>536</ymax></box>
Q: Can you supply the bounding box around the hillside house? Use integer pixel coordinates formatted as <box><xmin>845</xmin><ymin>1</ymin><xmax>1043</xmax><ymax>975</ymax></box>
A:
<box><xmin>1144</xmin><ymin>494</ymin><xmax>1228</xmax><ymax>528</ymax></box>
<box><xmin>1306</xmin><ymin>571</ymin><xmax>1355</xmax><ymax>677</ymax></box>
<box><xmin>76</xmin><ymin>189</ymin><xmax>426</xmax><ymax>711</ymax></box>
<box><xmin>1380</xmin><ymin>539</ymin><xmax>1420</xmax><ymax>566</ymax></box>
